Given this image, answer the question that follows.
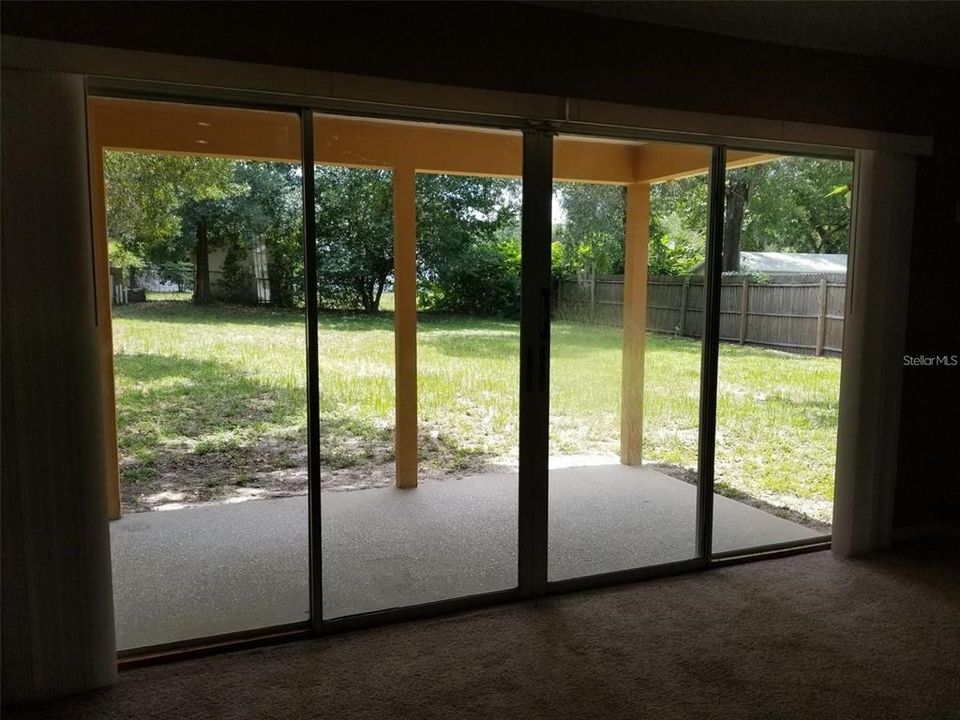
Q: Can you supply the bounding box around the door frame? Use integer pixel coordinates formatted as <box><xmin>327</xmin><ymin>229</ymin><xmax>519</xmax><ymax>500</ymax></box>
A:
<box><xmin>88</xmin><ymin>81</ymin><xmax>852</xmax><ymax>662</ymax></box>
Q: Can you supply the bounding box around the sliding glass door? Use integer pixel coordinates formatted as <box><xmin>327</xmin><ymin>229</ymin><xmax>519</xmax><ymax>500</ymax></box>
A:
<box><xmin>94</xmin><ymin>92</ymin><xmax>844</xmax><ymax>650</ymax></box>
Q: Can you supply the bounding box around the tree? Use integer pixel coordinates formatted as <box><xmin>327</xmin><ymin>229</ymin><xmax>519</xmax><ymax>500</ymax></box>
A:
<box><xmin>553</xmin><ymin>177</ymin><xmax>709</xmax><ymax>279</ymax></box>
<box><xmin>315</xmin><ymin>166</ymin><xmax>394</xmax><ymax>313</ymax></box>
<box><xmin>649</xmin><ymin>175</ymin><xmax>709</xmax><ymax>275</ymax></box>
<box><xmin>737</xmin><ymin>157</ymin><xmax>852</xmax><ymax>255</ymax></box>
<box><xmin>103</xmin><ymin>151</ymin><xmax>243</xmax><ymax>300</ymax></box>
<box><xmin>552</xmin><ymin>183</ymin><xmax>626</xmax><ymax>277</ymax></box>
<box><xmin>105</xmin><ymin>153</ymin><xmax>306</xmax><ymax>307</ymax></box>
<box><xmin>721</xmin><ymin>157</ymin><xmax>853</xmax><ymax>271</ymax></box>
<box><xmin>648</xmin><ymin>211</ymin><xmax>705</xmax><ymax>276</ymax></box>
<box><xmin>416</xmin><ymin>174</ymin><xmax>521</xmax><ymax>316</ymax></box>
<box><xmin>154</xmin><ymin>260</ymin><xmax>193</xmax><ymax>291</ymax></box>
<box><xmin>188</xmin><ymin>161</ymin><xmax>304</xmax><ymax>307</ymax></box>
<box><xmin>250</xmin><ymin>163</ymin><xmax>305</xmax><ymax>308</ymax></box>
<box><xmin>647</xmin><ymin>158</ymin><xmax>852</xmax><ymax>275</ymax></box>
<box><xmin>722</xmin><ymin>166</ymin><xmax>760</xmax><ymax>272</ymax></box>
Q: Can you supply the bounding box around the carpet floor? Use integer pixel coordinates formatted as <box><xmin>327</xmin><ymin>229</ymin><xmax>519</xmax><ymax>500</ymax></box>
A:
<box><xmin>8</xmin><ymin>539</ymin><xmax>960</xmax><ymax>719</ymax></box>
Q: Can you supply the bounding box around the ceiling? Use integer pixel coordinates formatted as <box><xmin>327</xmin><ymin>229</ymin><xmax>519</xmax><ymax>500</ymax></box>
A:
<box><xmin>532</xmin><ymin>1</ymin><xmax>960</xmax><ymax>70</ymax></box>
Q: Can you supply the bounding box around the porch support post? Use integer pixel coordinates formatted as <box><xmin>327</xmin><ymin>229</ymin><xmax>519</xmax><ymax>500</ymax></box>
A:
<box><xmin>393</xmin><ymin>165</ymin><xmax>418</xmax><ymax>488</ymax></box>
<box><xmin>620</xmin><ymin>182</ymin><xmax>650</xmax><ymax>465</ymax></box>
<box><xmin>86</xmin><ymin>114</ymin><xmax>123</xmax><ymax>520</ymax></box>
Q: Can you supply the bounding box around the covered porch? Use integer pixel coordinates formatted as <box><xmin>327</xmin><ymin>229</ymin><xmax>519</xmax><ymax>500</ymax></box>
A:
<box><xmin>111</xmin><ymin>462</ymin><xmax>819</xmax><ymax>650</ymax></box>
<box><xmin>89</xmin><ymin>97</ymin><xmax>775</xmax><ymax>519</ymax></box>
<box><xmin>94</xmin><ymin>99</ymin><xmax>806</xmax><ymax>653</ymax></box>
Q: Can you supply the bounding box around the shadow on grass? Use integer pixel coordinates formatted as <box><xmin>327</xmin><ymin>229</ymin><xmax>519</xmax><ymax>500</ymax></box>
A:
<box><xmin>114</xmin><ymin>300</ymin><xmax>307</xmax><ymax>329</ymax></box>
<box><xmin>115</xmin><ymin>353</ymin><xmax>301</xmax><ymax>442</ymax></box>
<box><xmin>115</xmin><ymin>352</ymin><xmax>306</xmax><ymax>511</ymax></box>
<box><xmin>116</xmin><ymin>350</ymin><xmax>403</xmax><ymax>509</ymax></box>
<box><xmin>118</xmin><ymin>301</ymin><xmax>404</xmax><ymax>334</ymax></box>
<box><xmin>763</xmin><ymin>394</ymin><xmax>840</xmax><ymax>430</ymax></box>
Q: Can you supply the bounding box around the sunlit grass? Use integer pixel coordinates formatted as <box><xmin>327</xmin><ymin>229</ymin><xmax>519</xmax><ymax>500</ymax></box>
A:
<box><xmin>113</xmin><ymin>301</ymin><xmax>840</xmax><ymax>505</ymax></box>
<box><xmin>144</xmin><ymin>291</ymin><xmax>192</xmax><ymax>302</ymax></box>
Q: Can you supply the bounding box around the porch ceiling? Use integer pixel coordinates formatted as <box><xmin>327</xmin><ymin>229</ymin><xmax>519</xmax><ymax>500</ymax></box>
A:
<box><xmin>87</xmin><ymin>97</ymin><xmax>775</xmax><ymax>184</ymax></box>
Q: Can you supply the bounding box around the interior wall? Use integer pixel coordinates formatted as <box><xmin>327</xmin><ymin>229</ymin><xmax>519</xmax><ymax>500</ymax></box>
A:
<box><xmin>0</xmin><ymin>2</ymin><xmax>945</xmax><ymax>135</ymax></box>
<box><xmin>895</xmin><ymin>108</ymin><xmax>960</xmax><ymax>531</ymax></box>
<box><xmin>3</xmin><ymin>1</ymin><xmax>958</xmax><ymax>531</ymax></box>
<box><xmin>1</xmin><ymin>69</ymin><xmax>118</xmax><ymax>702</ymax></box>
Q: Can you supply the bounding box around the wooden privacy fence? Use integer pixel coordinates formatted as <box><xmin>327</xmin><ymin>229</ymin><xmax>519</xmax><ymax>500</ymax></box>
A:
<box><xmin>556</xmin><ymin>273</ymin><xmax>846</xmax><ymax>356</ymax></box>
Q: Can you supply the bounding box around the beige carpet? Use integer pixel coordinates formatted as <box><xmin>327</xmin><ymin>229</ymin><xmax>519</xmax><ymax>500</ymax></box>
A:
<box><xmin>8</xmin><ymin>540</ymin><xmax>960</xmax><ymax>719</ymax></box>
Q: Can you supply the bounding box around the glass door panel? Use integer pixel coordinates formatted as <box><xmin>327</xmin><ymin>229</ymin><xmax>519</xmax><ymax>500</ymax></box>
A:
<box><xmin>316</xmin><ymin>114</ymin><xmax>522</xmax><ymax>618</ymax></box>
<box><xmin>711</xmin><ymin>151</ymin><xmax>852</xmax><ymax>554</ymax></box>
<box><xmin>548</xmin><ymin>137</ymin><xmax>711</xmax><ymax>581</ymax></box>
<box><xmin>96</xmin><ymin>98</ymin><xmax>309</xmax><ymax>650</ymax></box>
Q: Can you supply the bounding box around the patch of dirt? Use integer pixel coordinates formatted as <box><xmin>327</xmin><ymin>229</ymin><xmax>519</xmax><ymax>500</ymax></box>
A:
<box><xmin>121</xmin><ymin>437</ymin><xmax>513</xmax><ymax>513</ymax></box>
<box><xmin>123</xmin><ymin>445</ymin><xmax>829</xmax><ymax>534</ymax></box>
<box><xmin>122</xmin><ymin>437</ymin><xmax>310</xmax><ymax>513</ymax></box>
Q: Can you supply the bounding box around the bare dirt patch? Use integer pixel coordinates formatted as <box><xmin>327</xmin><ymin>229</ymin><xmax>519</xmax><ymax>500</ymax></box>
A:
<box><xmin>122</xmin><ymin>435</ymin><xmax>508</xmax><ymax>513</ymax></box>
<box><xmin>122</xmin><ymin>437</ymin><xmax>309</xmax><ymax>512</ymax></box>
<box><xmin>124</xmin><ymin>445</ymin><xmax>828</xmax><ymax>534</ymax></box>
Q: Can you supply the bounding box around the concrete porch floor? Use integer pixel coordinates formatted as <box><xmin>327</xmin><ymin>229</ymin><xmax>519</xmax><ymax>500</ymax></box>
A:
<box><xmin>111</xmin><ymin>463</ymin><xmax>822</xmax><ymax>650</ymax></box>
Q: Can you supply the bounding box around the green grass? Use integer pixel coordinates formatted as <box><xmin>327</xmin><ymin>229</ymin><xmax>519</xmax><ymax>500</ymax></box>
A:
<box><xmin>113</xmin><ymin>301</ymin><xmax>840</xmax><ymax>512</ymax></box>
<box><xmin>144</xmin><ymin>291</ymin><xmax>192</xmax><ymax>302</ymax></box>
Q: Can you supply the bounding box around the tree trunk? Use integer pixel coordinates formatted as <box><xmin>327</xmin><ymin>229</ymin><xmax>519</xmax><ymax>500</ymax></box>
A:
<box><xmin>194</xmin><ymin>219</ymin><xmax>211</xmax><ymax>304</ymax></box>
<box><xmin>722</xmin><ymin>169</ymin><xmax>758</xmax><ymax>273</ymax></box>
<box><xmin>373</xmin><ymin>275</ymin><xmax>386</xmax><ymax>312</ymax></box>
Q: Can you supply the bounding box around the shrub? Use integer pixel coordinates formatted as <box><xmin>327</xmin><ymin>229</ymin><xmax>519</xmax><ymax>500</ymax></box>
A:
<box><xmin>219</xmin><ymin>241</ymin><xmax>257</xmax><ymax>304</ymax></box>
<box><xmin>418</xmin><ymin>237</ymin><xmax>521</xmax><ymax>318</ymax></box>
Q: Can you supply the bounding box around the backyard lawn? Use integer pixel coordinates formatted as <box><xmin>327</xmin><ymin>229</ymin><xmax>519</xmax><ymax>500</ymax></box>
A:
<box><xmin>113</xmin><ymin>299</ymin><xmax>840</xmax><ymax>524</ymax></box>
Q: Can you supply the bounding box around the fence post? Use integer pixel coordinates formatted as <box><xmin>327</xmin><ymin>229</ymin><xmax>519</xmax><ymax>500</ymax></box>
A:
<box><xmin>679</xmin><ymin>277</ymin><xmax>689</xmax><ymax>336</ymax></box>
<box><xmin>816</xmin><ymin>277</ymin><xmax>828</xmax><ymax>356</ymax></box>
<box><xmin>739</xmin><ymin>278</ymin><xmax>749</xmax><ymax>344</ymax></box>
<box><xmin>589</xmin><ymin>272</ymin><xmax>596</xmax><ymax>319</ymax></box>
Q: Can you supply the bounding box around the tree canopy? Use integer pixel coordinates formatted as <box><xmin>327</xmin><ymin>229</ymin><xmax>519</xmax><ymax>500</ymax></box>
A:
<box><xmin>315</xmin><ymin>166</ymin><xmax>393</xmax><ymax>313</ymax></box>
<box><xmin>416</xmin><ymin>175</ymin><xmax>521</xmax><ymax>316</ymax></box>
<box><xmin>187</xmin><ymin>161</ymin><xmax>304</xmax><ymax>305</ymax></box>
<box><xmin>311</xmin><ymin>170</ymin><xmax>522</xmax><ymax>315</ymax></box>
<box><xmin>104</xmin><ymin>151</ymin><xmax>242</xmax><ymax>275</ymax></box>
<box><xmin>552</xmin><ymin>183</ymin><xmax>625</xmax><ymax>278</ymax></box>
<box><xmin>105</xmin><ymin>152</ymin><xmax>304</xmax><ymax>304</ymax></box>
<box><xmin>553</xmin><ymin>156</ymin><xmax>852</xmax><ymax>278</ymax></box>
<box><xmin>104</xmin><ymin>150</ymin><xmax>853</xmax><ymax>315</ymax></box>
<box><xmin>733</xmin><ymin>157</ymin><xmax>852</xmax><ymax>255</ymax></box>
